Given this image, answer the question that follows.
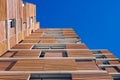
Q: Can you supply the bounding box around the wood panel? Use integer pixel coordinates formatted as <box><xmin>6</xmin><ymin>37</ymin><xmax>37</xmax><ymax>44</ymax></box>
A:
<box><xmin>16</xmin><ymin>0</ymin><xmax>22</xmax><ymax>19</ymax></box>
<box><xmin>10</xmin><ymin>35</ymin><xmax>16</xmax><ymax>48</ymax></box>
<box><xmin>25</xmin><ymin>36</ymin><xmax>55</xmax><ymax>40</ymax></box>
<box><xmin>24</xmin><ymin>30</ymin><xmax>28</xmax><ymax>38</ymax></box>
<box><xmin>18</xmin><ymin>32</ymin><xmax>22</xmax><ymax>42</ymax></box>
<box><xmin>30</xmin><ymin>33</ymin><xmax>43</xmax><ymax>37</ymax></box>
<box><xmin>1</xmin><ymin>50</ymin><xmax>41</xmax><ymax>58</ymax></box>
<box><xmin>17</xmin><ymin>19</ymin><xmax>22</xmax><ymax>32</ymax></box>
<box><xmin>34</xmin><ymin>22</ymin><xmax>40</xmax><ymax>30</ymax></box>
<box><xmin>0</xmin><ymin>61</ymin><xmax>12</xmax><ymax>71</ymax></box>
<box><xmin>96</xmin><ymin>60</ymin><xmax>103</xmax><ymax>65</ymax></box>
<box><xmin>10</xmin><ymin>59</ymin><xmax>44</xmax><ymax>71</ymax></box>
<box><xmin>67</xmin><ymin>50</ymin><xmax>94</xmax><ymax>58</ymax></box>
<box><xmin>13</xmin><ymin>50</ymin><xmax>41</xmax><ymax>58</ymax></box>
<box><xmin>8</xmin><ymin>0</ymin><xmax>16</xmax><ymax>19</ymax></box>
<box><xmin>10</xmin><ymin>28</ymin><xmax>15</xmax><ymax>36</ymax></box>
<box><xmin>10</xmin><ymin>59</ymin><xmax>79</xmax><ymax>71</ymax></box>
<box><xmin>72</xmin><ymin>73</ymin><xmax>113</xmax><ymax>80</ymax></box>
<box><xmin>1</xmin><ymin>51</ymin><xmax>15</xmax><ymax>57</ymax></box>
<box><xmin>76</xmin><ymin>60</ymin><xmax>99</xmax><ymax>70</ymax></box>
<box><xmin>20</xmin><ymin>40</ymin><xmax>39</xmax><ymax>43</ymax></box>
<box><xmin>45</xmin><ymin>51</ymin><xmax>63</xmax><ymax>57</ymax></box>
<box><xmin>0</xmin><ymin>21</ymin><xmax>6</xmax><ymax>42</ymax></box>
<box><xmin>109</xmin><ymin>60</ymin><xmax>120</xmax><ymax>64</ymax></box>
<box><xmin>23</xmin><ymin>5</ymin><xmax>27</xmax><ymax>22</ymax></box>
<box><xmin>44</xmin><ymin>59</ymin><xmax>79</xmax><ymax>71</ymax></box>
<box><xmin>40</xmin><ymin>40</ymin><xmax>58</xmax><ymax>44</ymax></box>
<box><xmin>105</xmin><ymin>67</ymin><xmax>118</xmax><ymax>73</ymax></box>
<box><xmin>0</xmin><ymin>0</ymin><xmax>6</xmax><ymax>20</ymax></box>
<box><xmin>0</xmin><ymin>74</ymin><xmax>30</xmax><ymax>80</ymax></box>
<box><xmin>0</xmin><ymin>40</ymin><xmax>8</xmax><ymax>56</ymax></box>
<box><xmin>66</xmin><ymin>44</ymin><xmax>88</xmax><ymax>49</ymax></box>
<box><xmin>11</xmin><ymin>44</ymin><xmax>33</xmax><ymax>49</ymax></box>
<box><xmin>100</xmin><ymin>50</ymin><xmax>112</xmax><ymax>55</ymax></box>
<box><xmin>105</xmin><ymin>55</ymin><xmax>116</xmax><ymax>58</ymax></box>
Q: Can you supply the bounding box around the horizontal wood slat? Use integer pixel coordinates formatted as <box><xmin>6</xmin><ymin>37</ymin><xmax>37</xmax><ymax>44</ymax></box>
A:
<box><xmin>72</xmin><ymin>73</ymin><xmax>113</xmax><ymax>80</ymax></box>
<box><xmin>76</xmin><ymin>60</ymin><xmax>99</xmax><ymax>70</ymax></box>
<box><xmin>10</xmin><ymin>59</ymin><xmax>79</xmax><ymax>71</ymax></box>
<box><xmin>40</xmin><ymin>40</ymin><xmax>58</xmax><ymax>44</ymax></box>
<box><xmin>45</xmin><ymin>51</ymin><xmax>63</xmax><ymax>57</ymax></box>
<box><xmin>67</xmin><ymin>50</ymin><xmax>94</xmax><ymax>58</ymax></box>
<box><xmin>66</xmin><ymin>44</ymin><xmax>88</xmax><ymax>49</ymax></box>
<box><xmin>20</xmin><ymin>40</ymin><xmax>40</xmax><ymax>43</ymax></box>
<box><xmin>0</xmin><ymin>74</ymin><xmax>30</xmax><ymax>80</ymax></box>
<box><xmin>11</xmin><ymin>44</ymin><xmax>33</xmax><ymax>49</ymax></box>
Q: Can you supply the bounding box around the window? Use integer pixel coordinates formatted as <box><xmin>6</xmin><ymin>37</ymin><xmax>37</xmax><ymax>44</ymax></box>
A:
<box><xmin>40</xmin><ymin>51</ymin><xmax>45</xmax><ymax>57</ymax></box>
<box><xmin>92</xmin><ymin>51</ymin><xmax>102</xmax><ymax>54</ymax></box>
<box><xmin>103</xmin><ymin>61</ymin><xmax>110</xmax><ymax>65</ymax></box>
<box><xmin>9</xmin><ymin>19</ymin><xmax>16</xmax><ymax>28</ymax></box>
<box><xmin>39</xmin><ymin>51</ymin><xmax>67</xmax><ymax>57</ymax></box>
<box><xmin>96</xmin><ymin>55</ymin><xmax>106</xmax><ymax>59</ymax></box>
<box><xmin>32</xmin><ymin>44</ymin><xmax>66</xmax><ymax>50</ymax></box>
<box><xmin>30</xmin><ymin>74</ymin><xmax>72</xmax><ymax>80</ymax></box>
<box><xmin>114</xmin><ymin>78</ymin><xmax>120</xmax><ymax>80</ymax></box>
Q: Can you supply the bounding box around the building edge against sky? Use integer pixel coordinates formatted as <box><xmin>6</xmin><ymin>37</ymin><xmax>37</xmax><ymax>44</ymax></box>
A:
<box><xmin>0</xmin><ymin>0</ymin><xmax>120</xmax><ymax>80</ymax></box>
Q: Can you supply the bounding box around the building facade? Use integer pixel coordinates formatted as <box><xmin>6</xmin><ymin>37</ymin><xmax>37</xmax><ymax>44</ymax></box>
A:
<box><xmin>0</xmin><ymin>0</ymin><xmax>120</xmax><ymax>80</ymax></box>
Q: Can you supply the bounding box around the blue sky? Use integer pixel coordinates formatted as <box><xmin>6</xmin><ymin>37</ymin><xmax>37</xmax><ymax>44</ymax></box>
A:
<box><xmin>23</xmin><ymin>0</ymin><xmax>120</xmax><ymax>59</ymax></box>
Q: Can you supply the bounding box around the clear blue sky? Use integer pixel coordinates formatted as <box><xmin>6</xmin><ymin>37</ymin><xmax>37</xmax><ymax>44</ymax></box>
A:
<box><xmin>23</xmin><ymin>0</ymin><xmax>120</xmax><ymax>59</ymax></box>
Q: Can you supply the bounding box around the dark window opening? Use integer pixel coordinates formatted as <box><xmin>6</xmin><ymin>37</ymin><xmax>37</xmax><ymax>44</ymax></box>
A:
<box><xmin>62</xmin><ymin>51</ymin><xmax>68</xmax><ymax>57</ymax></box>
<box><xmin>9</xmin><ymin>19</ymin><xmax>16</xmax><ymax>28</ymax></box>
<box><xmin>96</xmin><ymin>55</ymin><xmax>106</xmax><ymax>59</ymax></box>
<box><xmin>32</xmin><ymin>44</ymin><xmax>66</xmax><ymax>50</ymax></box>
<box><xmin>30</xmin><ymin>74</ymin><xmax>72</xmax><ymax>80</ymax></box>
<box><xmin>75</xmin><ymin>59</ymin><xmax>92</xmax><ymax>62</ymax></box>
<box><xmin>114</xmin><ymin>78</ymin><xmax>120</xmax><ymax>80</ymax></box>
<box><xmin>39</xmin><ymin>51</ymin><xmax>68</xmax><ymax>57</ymax></box>
<box><xmin>92</xmin><ymin>51</ymin><xmax>102</xmax><ymax>54</ymax></box>
<box><xmin>103</xmin><ymin>61</ymin><xmax>110</xmax><ymax>65</ymax></box>
<box><xmin>40</xmin><ymin>51</ymin><xmax>45</xmax><ymax>57</ymax></box>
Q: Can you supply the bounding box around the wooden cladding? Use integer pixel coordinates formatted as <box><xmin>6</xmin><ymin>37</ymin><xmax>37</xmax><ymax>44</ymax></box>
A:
<box><xmin>20</xmin><ymin>40</ymin><xmax>40</xmax><ymax>43</ymax></box>
<box><xmin>10</xmin><ymin>59</ymin><xmax>79</xmax><ymax>71</ymax></box>
<box><xmin>16</xmin><ymin>0</ymin><xmax>23</xmax><ymax>19</ymax></box>
<box><xmin>29</xmin><ymin>33</ymin><xmax>43</xmax><ymax>37</ymax></box>
<box><xmin>0</xmin><ymin>40</ymin><xmax>8</xmax><ymax>56</ymax></box>
<box><xmin>1</xmin><ymin>50</ymin><xmax>41</xmax><ymax>58</ymax></box>
<box><xmin>66</xmin><ymin>44</ymin><xmax>88</xmax><ymax>49</ymax></box>
<box><xmin>76</xmin><ymin>60</ymin><xmax>99</xmax><ymax>70</ymax></box>
<box><xmin>0</xmin><ymin>0</ymin><xmax>6</xmax><ymax>20</ymax></box>
<box><xmin>40</xmin><ymin>40</ymin><xmax>58</xmax><ymax>44</ymax></box>
<box><xmin>11</xmin><ymin>44</ymin><xmax>33</xmax><ymax>49</ymax></box>
<box><xmin>105</xmin><ymin>67</ymin><xmax>118</xmax><ymax>73</ymax></box>
<box><xmin>0</xmin><ymin>74</ymin><xmax>30</xmax><ymax>80</ymax></box>
<box><xmin>67</xmin><ymin>50</ymin><xmax>94</xmax><ymax>58</ymax></box>
<box><xmin>72</xmin><ymin>73</ymin><xmax>113</xmax><ymax>80</ymax></box>
<box><xmin>0</xmin><ymin>0</ymin><xmax>22</xmax><ymax>20</ymax></box>
<box><xmin>18</xmin><ymin>32</ymin><xmax>22</xmax><ymax>42</ymax></box>
<box><xmin>10</xmin><ymin>59</ymin><xmax>45</xmax><ymax>71</ymax></box>
<box><xmin>25</xmin><ymin>36</ymin><xmax>55</xmax><ymax>40</ymax></box>
<box><xmin>8</xmin><ymin>0</ymin><xmax>16</xmax><ymax>19</ymax></box>
<box><xmin>45</xmin><ymin>51</ymin><xmax>63</xmax><ymax>57</ymax></box>
<box><xmin>0</xmin><ymin>21</ymin><xmax>6</xmax><ymax>42</ymax></box>
<box><xmin>9</xmin><ymin>59</ymin><xmax>101</xmax><ymax>71</ymax></box>
<box><xmin>28</xmin><ymin>3</ymin><xmax>36</xmax><ymax>17</ymax></box>
<box><xmin>0</xmin><ymin>61</ymin><xmax>13</xmax><ymax>71</ymax></box>
<box><xmin>10</xmin><ymin>36</ymin><xmax>16</xmax><ymax>48</ymax></box>
<box><xmin>23</xmin><ymin>5</ymin><xmax>27</xmax><ymax>22</ymax></box>
<box><xmin>23</xmin><ymin>3</ymin><xmax>36</xmax><ymax>22</ymax></box>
